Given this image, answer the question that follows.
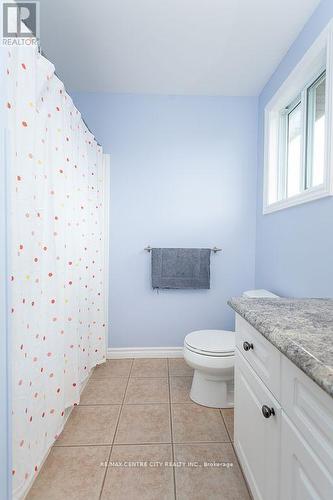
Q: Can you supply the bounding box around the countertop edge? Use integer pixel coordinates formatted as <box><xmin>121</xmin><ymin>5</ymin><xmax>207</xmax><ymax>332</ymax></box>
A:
<box><xmin>228</xmin><ymin>298</ymin><xmax>333</xmax><ymax>399</ymax></box>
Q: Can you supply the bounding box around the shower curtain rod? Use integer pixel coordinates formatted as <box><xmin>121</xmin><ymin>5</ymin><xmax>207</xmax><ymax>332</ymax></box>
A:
<box><xmin>144</xmin><ymin>246</ymin><xmax>222</xmax><ymax>253</ymax></box>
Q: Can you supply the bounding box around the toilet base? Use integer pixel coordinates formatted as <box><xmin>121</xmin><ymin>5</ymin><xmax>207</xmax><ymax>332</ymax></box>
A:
<box><xmin>190</xmin><ymin>370</ymin><xmax>234</xmax><ymax>408</ymax></box>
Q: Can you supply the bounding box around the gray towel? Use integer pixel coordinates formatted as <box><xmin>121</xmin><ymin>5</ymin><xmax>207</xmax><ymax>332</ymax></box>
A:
<box><xmin>151</xmin><ymin>248</ymin><xmax>211</xmax><ymax>289</ymax></box>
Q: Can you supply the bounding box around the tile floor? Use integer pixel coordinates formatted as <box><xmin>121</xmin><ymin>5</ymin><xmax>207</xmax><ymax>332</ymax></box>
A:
<box><xmin>27</xmin><ymin>358</ymin><xmax>250</xmax><ymax>500</ymax></box>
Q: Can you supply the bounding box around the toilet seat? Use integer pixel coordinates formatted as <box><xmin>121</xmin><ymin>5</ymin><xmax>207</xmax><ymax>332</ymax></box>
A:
<box><xmin>184</xmin><ymin>329</ymin><xmax>235</xmax><ymax>357</ymax></box>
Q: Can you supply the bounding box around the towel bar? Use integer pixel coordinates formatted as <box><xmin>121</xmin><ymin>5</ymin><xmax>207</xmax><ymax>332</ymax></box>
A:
<box><xmin>144</xmin><ymin>246</ymin><xmax>222</xmax><ymax>253</ymax></box>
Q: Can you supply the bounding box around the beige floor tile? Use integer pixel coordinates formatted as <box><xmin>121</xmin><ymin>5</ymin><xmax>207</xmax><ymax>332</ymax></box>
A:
<box><xmin>55</xmin><ymin>405</ymin><xmax>121</xmax><ymax>446</ymax></box>
<box><xmin>115</xmin><ymin>404</ymin><xmax>171</xmax><ymax>444</ymax></box>
<box><xmin>92</xmin><ymin>359</ymin><xmax>132</xmax><ymax>379</ymax></box>
<box><xmin>80</xmin><ymin>377</ymin><xmax>127</xmax><ymax>405</ymax></box>
<box><xmin>168</xmin><ymin>358</ymin><xmax>193</xmax><ymax>377</ymax></box>
<box><xmin>172</xmin><ymin>403</ymin><xmax>229</xmax><ymax>443</ymax></box>
<box><xmin>26</xmin><ymin>446</ymin><xmax>110</xmax><ymax>500</ymax></box>
<box><xmin>124</xmin><ymin>378</ymin><xmax>169</xmax><ymax>404</ymax></box>
<box><xmin>131</xmin><ymin>358</ymin><xmax>168</xmax><ymax>378</ymax></box>
<box><xmin>101</xmin><ymin>444</ymin><xmax>174</xmax><ymax>500</ymax></box>
<box><xmin>174</xmin><ymin>443</ymin><xmax>250</xmax><ymax>500</ymax></box>
<box><xmin>170</xmin><ymin>377</ymin><xmax>193</xmax><ymax>403</ymax></box>
<box><xmin>221</xmin><ymin>408</ymin><xmax>234</xmax><ymax>442</ymax></box>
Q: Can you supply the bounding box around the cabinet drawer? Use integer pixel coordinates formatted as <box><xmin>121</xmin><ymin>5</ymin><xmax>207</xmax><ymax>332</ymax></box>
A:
<box><xmin>235</xmin><ymin>314</ymin><xmax>281</xmax><ymax>400</ymax></box>
<box><xmin>234</xmin><ymin>350</ymin><xmax>281</xmax><ymax>500</ymax></box>
<box><xmin>281</xmin><ymin>355</ymin><xmax>333</xmax><ymax>477</ymax></box>
<box><xmin>281</xmin><ymin>412</ymin><xmax>333</xmax><ymax>500</ymax></box>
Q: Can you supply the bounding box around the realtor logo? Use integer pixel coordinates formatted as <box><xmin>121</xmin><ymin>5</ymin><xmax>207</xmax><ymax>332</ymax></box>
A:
<box><xmin>2</xmin><ymin>1</ymin><xmax>39</xmax><ymax>40</ymax></box>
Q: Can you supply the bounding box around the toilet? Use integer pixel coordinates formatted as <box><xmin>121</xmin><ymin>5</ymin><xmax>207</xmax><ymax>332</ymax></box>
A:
<box><xmin>183</xmin><ymin>289</ymin><xmax>279</xmax><ymax>408</ymax></box>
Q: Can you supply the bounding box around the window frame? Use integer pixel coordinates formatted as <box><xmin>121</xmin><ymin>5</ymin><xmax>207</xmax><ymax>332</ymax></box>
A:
<box><xmin>278</xmin><ymin>93</ymin><xmax>303</xmax><ymax>200</ymax></box>
<box><xmin>263</xmin><ymin>21</ymin><xmax>333</xmax><ymax>214</ymax></box>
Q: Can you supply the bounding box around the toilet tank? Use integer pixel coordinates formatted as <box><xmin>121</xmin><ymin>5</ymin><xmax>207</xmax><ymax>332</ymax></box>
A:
<box><xmin>243</xmin><ymin>289</ymin><xmax>279</xmax><ymax>298</ymax></box>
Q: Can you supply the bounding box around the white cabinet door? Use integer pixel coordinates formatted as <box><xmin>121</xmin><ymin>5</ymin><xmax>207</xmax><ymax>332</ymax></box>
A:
<box><xmin>236</xmin><ymin>315</ymin><xmax>281</xmax><ymax>399</ymax></box>
<box><xmin>281</xmin><ymin>356</ymin><xmax>333</xmax><ymax>479</ymax></box>
<box><xmin>234</xmin><ymin>350</ymin><xmax>281</xmax><ymax>500</ymax></box>
<box><xmin>281</xmin><ymin>412</ymin><xmax>333</xmax><ymax>500</ymax></box>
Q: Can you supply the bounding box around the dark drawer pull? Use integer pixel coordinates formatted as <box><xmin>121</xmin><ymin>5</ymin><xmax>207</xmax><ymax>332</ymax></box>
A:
<box><xmin>262</xmin><ymin>405</ymin><xmax>275</xmax><ymax>418</ymax></box>
<box><xmin>243</xmin><ymin>341</ymin><xmax>254</xmax><ymax>351</ymax></box>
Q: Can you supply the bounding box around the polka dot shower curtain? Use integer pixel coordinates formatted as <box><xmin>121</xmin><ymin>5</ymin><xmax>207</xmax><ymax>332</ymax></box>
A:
<box><xmin>5</xmin><ymin>45</ymin><xmax>108</xmax><ymax>499</ymax></box>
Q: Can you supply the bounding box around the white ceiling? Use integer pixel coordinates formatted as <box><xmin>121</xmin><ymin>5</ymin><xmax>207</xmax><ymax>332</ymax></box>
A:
<box><xmin>40</xmin><ymin>0</ymin><xmax>320</xmax><ymax>96</ymax></box>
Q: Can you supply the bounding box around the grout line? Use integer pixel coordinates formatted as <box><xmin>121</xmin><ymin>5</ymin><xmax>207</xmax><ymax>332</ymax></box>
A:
<box><xmin>52</xmin><ymin>443</ymin><xmax>113</xmax><ymax>448</ymax></box>
<box><xmin>128</xmin><ymin>375</ymin><xmax>169</xmax><ymax>379</ymax></box>
<box><xmin>122</xmin><ymin>401</ymin><xmax>170</xmax><ymax>406</ymax></box>
<box><xmin>53</xmin><ymin>439</ymin><xmax>235</xmax><ymax>448</ymax></box>
<box><xmin>169</xmin><ymin>402</ymin><xmax>215</xmax><ymax>407</ymax></box>
<box><xmin>108</xmin><ymin>441</ymin><xmax>173</xmax><ymax>446</ymax></box>
<box><xmin>76</xmin><ymin>403</ymin><xmax>122</xmax><ymax>407</ymax></box>
<box><xmin>110</xmin><ymin>440</ymin><xmax>231</xmax><ymax>446</ymax></box>
<box><xmin>228</xmin><ymin>431</ymin><xmax>253</xmax><ymax>499</ymax></box>
<box><xmin>90</xmin><ymin>375</ymin><xmax>131</xmax><ymax>380</ymax></box>
<box><xmin>122</xmin><ymin>399</ymin><xmax>170</xmax><ymax>405</ymax></box>
<box><xmin>219</xmin><ymin>407</ymin><xmax>253</xmax><ymax>499</ymax></box>
<box><xmin>98</xmin><ymin>358</ymin><xmax>134</xmax><ymax>500</ymax></box>
<box><xmin>79</xmin><ymin>402</ymin><xmax>170</xmax><ymax>407</ymax></box>
<box><xmin>129</xmin><ymin>357</ymin><xmax>169</xmax><ymax>378</ymax></box>
<box><xmin>219</xmin><ymin>409</ymin><xmax>232</xmax><ymax>443</ymax></box>
<box><xmin>79</xmin><ymin>402</ymin><xmax>125</xmax><ymax>406</ymax></box>
<box><xmin>167</xmin><ymin>359</ymin><xmax>177</xmax><ymax>500</ymax></box>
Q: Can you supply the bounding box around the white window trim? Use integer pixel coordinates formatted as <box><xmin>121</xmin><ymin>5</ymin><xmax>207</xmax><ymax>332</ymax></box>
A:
<box><xmin>263</xmin><ymin>20</ymin><xmax>333</xmax><ymax>214</ymax></box>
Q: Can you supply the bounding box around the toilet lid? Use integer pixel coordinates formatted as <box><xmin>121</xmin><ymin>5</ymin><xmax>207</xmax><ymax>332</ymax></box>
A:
<box><xmin>184</xmin><ymin>330</ymin><xmax>235</xmax><ymax>355</ymax></box>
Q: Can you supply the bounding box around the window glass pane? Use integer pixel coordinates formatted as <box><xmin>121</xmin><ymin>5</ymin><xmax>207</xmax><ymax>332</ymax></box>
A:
<box><xmin>306</xmin><ymin>73</ymin><xmax>326</xmax><ymax>188</ymax></box>
<box><xmin>287</xmin><ymin>102</ymin><xmax>302</xmax><ymax>197</ymax></box>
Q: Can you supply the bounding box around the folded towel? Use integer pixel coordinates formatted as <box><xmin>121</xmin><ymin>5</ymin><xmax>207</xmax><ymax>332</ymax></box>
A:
<box><xmin>151</xmin><ymin>248</ymin><xmax>211</xmax><ymax>289</ymax></box>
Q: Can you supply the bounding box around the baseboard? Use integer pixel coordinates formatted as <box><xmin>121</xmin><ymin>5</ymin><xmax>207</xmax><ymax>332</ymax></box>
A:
<box><xmin>107</xmin><ymin>347</ymin><xmax>183</xmax><ymax>359</ymax></box>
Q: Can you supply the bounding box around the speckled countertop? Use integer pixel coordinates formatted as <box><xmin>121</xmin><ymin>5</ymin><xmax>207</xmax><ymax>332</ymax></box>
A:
<box><xmin>228</xmin><ymin>298</ymin><xmax>333</xmax><ymax>398</ymax></box>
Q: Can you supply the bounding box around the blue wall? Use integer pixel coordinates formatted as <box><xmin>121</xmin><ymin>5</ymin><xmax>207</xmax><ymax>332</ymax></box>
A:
<box><xmin>255</xmin><ymin>0</ymin><xmax>333</xmax><ymax>298</ymax></box>
<box><xmin>72</xmin><ymin>94</ymin><xmax>258</xmax><ymax>347</ymax></box>
<box><xmin>72</xmin><ymin>2</ymin><xmax>333</xmax><ymax>349</ymax></box>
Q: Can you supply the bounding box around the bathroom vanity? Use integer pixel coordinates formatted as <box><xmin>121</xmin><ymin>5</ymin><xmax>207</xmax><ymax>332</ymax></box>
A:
<box><xmin>228</xmin><ymin>298</ymin><xmax>333</xmax><ymax>500</ymax></box>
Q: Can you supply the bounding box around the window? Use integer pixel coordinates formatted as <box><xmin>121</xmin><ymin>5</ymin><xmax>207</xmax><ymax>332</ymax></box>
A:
<box><xmin>264</xmin><ymin>22</ymin><xmax>333</xmax><ymax>214</ymax></box>
<box><xmin>276</xmin><ymin>71</ymin><xmax>326</xmax><ymax>202</ymax></box>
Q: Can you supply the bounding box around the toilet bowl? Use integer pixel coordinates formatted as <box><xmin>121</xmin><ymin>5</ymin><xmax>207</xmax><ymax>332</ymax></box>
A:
<box><xmin>184</xmin><ymin>330</ymin><xmax>235</xmax><ymax>408</ymax></box>
<box><xmin>183</xmin><ymin>289</ymin><xmax>279</xmax><ymax>408</ymax></box>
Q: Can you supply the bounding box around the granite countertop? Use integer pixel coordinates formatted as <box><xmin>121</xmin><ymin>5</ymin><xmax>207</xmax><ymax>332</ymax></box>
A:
<box><xmin>228</xmin><ymin>297</ymin><xmax>333</xmax><ymax>398</ymax></box>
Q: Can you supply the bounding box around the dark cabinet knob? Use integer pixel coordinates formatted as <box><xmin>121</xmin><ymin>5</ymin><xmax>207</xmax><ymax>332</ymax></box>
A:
<box><xmin>262</xmin><ymin>405</ymin><xmax>275</xmax><ymax>418</ymax></box>
<box><xmin>243</xmin><ymin>341</ymin><xmax>254</xmax><ymax>351</ymax></box>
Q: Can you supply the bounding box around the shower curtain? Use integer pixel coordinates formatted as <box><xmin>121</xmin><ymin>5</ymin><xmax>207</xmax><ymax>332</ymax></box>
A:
<box><xmin>5</xmin><ymin>45</ymin><xmax>108</xmax><ymax>499</ymax></box>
